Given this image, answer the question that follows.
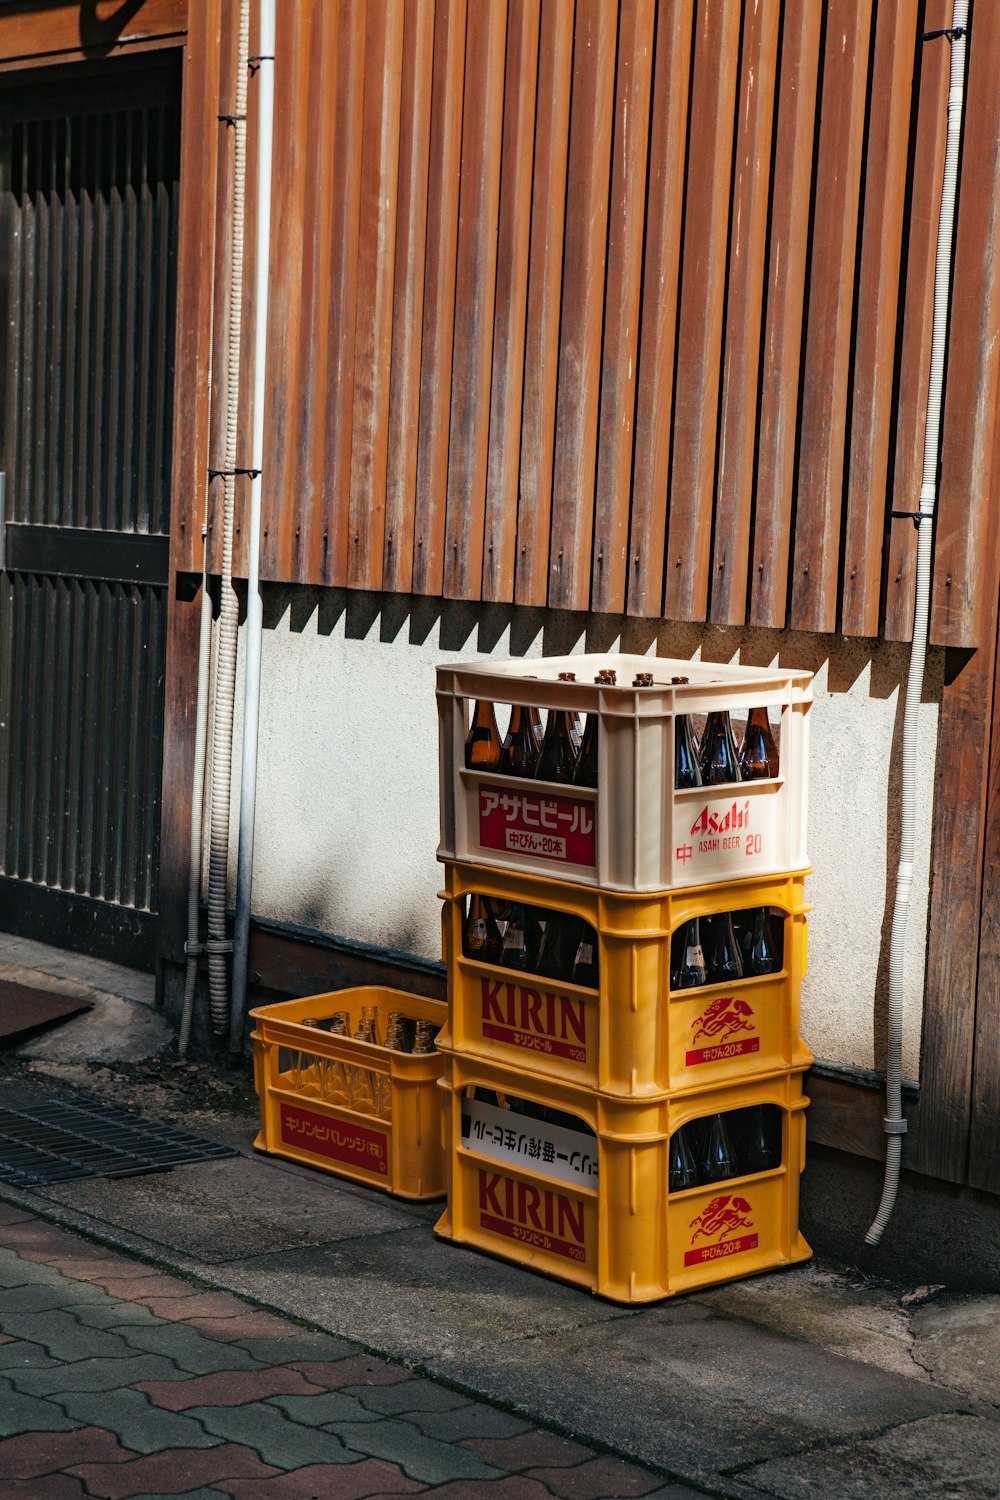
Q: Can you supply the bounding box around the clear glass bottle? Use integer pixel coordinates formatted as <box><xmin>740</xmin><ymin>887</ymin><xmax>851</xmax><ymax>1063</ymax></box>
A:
<box><xmin>699</xmin><ymin>1113</ymin><xmax>737</xmax><ymax>1185</ymax></box>
<box><xmin>668</xmin><ymin>1124</ymin><xmax>699</xmax><ymax>1192</ymax></box>
<box><xmin>705</xmin><ymin>912</ymin><xmax>744</xmax><ymax>984</ymax></box>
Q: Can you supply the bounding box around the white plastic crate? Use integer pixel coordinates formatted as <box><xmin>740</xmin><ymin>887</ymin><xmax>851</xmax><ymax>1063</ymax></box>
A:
<box><xmin>437</xmin><ymin>653</ymin><xmax>811</xmax><ymax>893</ymax></box>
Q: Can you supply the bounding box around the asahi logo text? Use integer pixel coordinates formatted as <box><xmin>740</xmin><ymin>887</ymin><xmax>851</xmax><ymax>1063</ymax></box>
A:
<box><xmin>480</xmin><ymin>978</ymin><xmax>588</xmax><ymax>1062</ymax></box>
<box><xmin>478</xmin><ymin>1168</ymin><xmax>587</xmax><ymax>1262</ymax></box>
<box><xmin>689</xmin><ymin>800</ymin><xmax>751</xmax><ymax>837</ymax></box>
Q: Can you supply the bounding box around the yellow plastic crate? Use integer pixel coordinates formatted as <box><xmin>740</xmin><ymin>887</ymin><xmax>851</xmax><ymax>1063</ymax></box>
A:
<box><xmin>439</xmin><ymin>859</ymin><xmax>812</xmax><ymax>1097</ymax></box>
<box><xmin>437</xmin><ymin>653</ymin><xmax>812</xmax><ymax>892</ymax></box>
<box><xmin>434</xmin><ymin>1053</ymin><xmax>810</xmax><ymax>1302</ymax></box>
<box><xmin>250</xmin><ymin>986</ymin><xmax>447</xmax><ymax>1200</ymax></box>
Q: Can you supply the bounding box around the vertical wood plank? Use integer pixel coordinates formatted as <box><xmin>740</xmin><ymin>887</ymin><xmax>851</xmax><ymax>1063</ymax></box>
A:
<box><xmin>789</xmin><ymin>0</ymin><xmax>873</xmax><ymax>635</ymax></box>
<box><xmin>708</xmin><ymin>0</ymin><xmax>780</xmax><ymax>626</ymax></box>
<box><xmin>411</xmin><ymin>0</ymin><xmax>466</xmax><ymax>596</ymax></box>
<box><xmin>159</xmin><ymin>0</ymin><xmax>223</xmax><ymax>964</ymax></box>
<box><xmin>662</xmin><ymin>0</ymin><xmax>740</xmax><ymax>623</ymax></box>
<box><xmin>258</xmin><ymin>0</ymin><xmax>310</xmax><ymax>581</ymax></box>
<box><xmin>625</xmin><ymin>0</ymin><xmax>692</xmax><ymax>618</ymax></box>
<box><xmin>918</xmin><ymin>631</ymin><xmax>1000</xmax><ymax>1183</ymax></box>
<box><xmin>590</xmin><ymin>0</ymin><xmax>655</xmax><ymax>615</ymax></box>
<box><xmin>929</xmin><ymin>2</ymin><xmax>1000</xmax><ymax>650</ymax></box>
<box><xmin>547</xmin><ymin>0</ymin><xmax>616</xmax><ymax>613</ymax></box>
<box><xmin>840</xmin><ymin>0</ymin><xmax>918</xmax><ymax>638</ymax></box>
<box><xmin>749</xmin><ymin>0</ymin><xmax>822</xmax><ymax>629</ymax></box>
<box><xmin>513</xmin><ymin>0</ymin><xmax>573</xmax><ymax>608</ymax></box>
<box><xmin>322</xmin><ymin>2</ymin><xmax>367</xmax><ymax>586</ymax></box>
<box><xmin>884</xmin><ymin>0</ymin><xmax>950</xmax><ymax>643</ymax></box>
<box><xmin>482</xmin><ymin>0</ymin><xmax>539</xmax><ymax>604</ymax></box>
<box><xmin>382</xmin><ymin>0</ymin><xmax>435</xmax><ymax>594</ymax></box>
<box><xmin>169</xmin><ymin>0</ymin><xmax>221</xmax><ymax>575</ymax></box>
<box><xmin>969</xmin><ymin>602</ymin><xmax>1000</xmax><ymax>1191</ymax></box>
<box><xmin>442</xmin><ymin>0</ymin><xmax>507</xmax><ymax>600</ymax></box>
<box><xmin>347</xmin><ymin>0</ymin><xmax>404</xmax><ymax>590</ymax></box>
<box><xmin>294</xmin><ymin>0</ymin><xmax>339</xmax><ymax>585</ymax></box>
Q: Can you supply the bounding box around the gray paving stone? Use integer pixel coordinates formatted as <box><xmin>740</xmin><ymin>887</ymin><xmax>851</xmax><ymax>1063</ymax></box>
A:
<box><xmin>402</xmin><ymin>1403</ymin><xmax>534</xmax><ymax>1443</ymax></box>
<box><xmin>225</xmin><ymin>1333</ymin><xmax>356</xmax><ymax>1365</ymax></box>
<box><xmin>129</xmin><ymin>1493</ymin><xmax>232</xmax><ymax>1500</ymax></box>
<box><xmin>325</xmin><ymin>1417</ymin><xmax>505</xmax><ymax>1484</ymax></box>
<box><xmin>0</xmin><ymin>1339</ymin><xmax>59</xmax><ymax>1370</ymax></box>
<box><xmin>186</xmin><ymin>1402</ymin><xmax>361</xmax><ymax>1468</ymax></box>
<box><xmin>55</xmin><ymin>1388</ymin><xmax>224</xmax><ymax>1453</ymax></box>
<box><xmin>0</xmin><ymin>1247</ymin><xmax>69</xmax><ymax>1287</ymax></box>
<box><xmin>0</xmin><ymin>1282</ymin><xmax>111</xmax><ymax>1313</ymax></box>
<box><xmin>265</xmin><ymin>1389</ymin><xmax>381</xmax><ymax>1425</ymax></box>
<box><xmin>71</xmin><ymin>1300</ymin><xmax>166</xmax><ymax>1330</ymax></box>
<box><xmin>1</xmin><ymin>1310</ymin><xmax>140</xmax><ymax>1361</ymax></box>
<box><xmin>117</xmin><ymin>1323</ymin><xmax>265</xmax><ymax>1373</ymax></box>
<box><xmin>10</xmin><ymin>1353</ymin><xmax>186</xmax><ymax>1396</ymax></box>
<box><xmin>353</xmin><ymin>1378</ymin><xmax>472</xmax><ymax>1415</ymax></box>
<box><xmin>0</xmin><ymin>1376</ymin><xmax>82</xmax><ymax>1436</ymax></box>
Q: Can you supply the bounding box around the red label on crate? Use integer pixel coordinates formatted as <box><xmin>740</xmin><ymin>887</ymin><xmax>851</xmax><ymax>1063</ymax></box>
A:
<box><xmin>480</xmin><ymin>978</ymin><xmax>588</xmax><ymax>1063</ymax></box>
<box><xmin>686</xmin><ymin>996</ymin><xmax>758</xmax><ymax>1066</ymax></box>
<box><xmin>684</xmin><ymin>1234</ymin><xmax>759</xmax><ymax>1267</ymax></box>
<box><xmin>686</xmin><ymin>1037</ymin><xmax>760</xmax><ymax>1066</ymax></box>
<box><xmin>477</xmin><ymin>785</ymin><xmax>596</xmax><ymax>868</ymax></box>
<box><xmin>685</xmin><ymin>1193</ymin><xmax>755</xmax><ymax>1267</ymax></box>
<box><xmin>279</xmin><ymin>1102</ymin><xmax>388</xmax><ymax>1175</ymax></box>
<box><xmin>477</xmin><ymin>1169</ymin><xmax>587</xmax><ymax>1263</ymax></box>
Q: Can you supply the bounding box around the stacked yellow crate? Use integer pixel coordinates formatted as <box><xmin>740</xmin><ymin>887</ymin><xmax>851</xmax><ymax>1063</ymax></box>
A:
<box><xmin>433</xmin><ymin>654</ymin><xmax>814</xmax><ymax>1301</ymax></box>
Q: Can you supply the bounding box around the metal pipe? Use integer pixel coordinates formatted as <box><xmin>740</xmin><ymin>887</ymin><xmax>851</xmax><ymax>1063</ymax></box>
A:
<box><xmin>206</xmin><ymin>0</ymin><xmax>251</xmax><ymax>1034</ymax></box>
<box><xmin>866</xmin><ymin>0</ymin><xmax>967</xmax><ymax>1246</ymax></box>
<box><xmin>229</xmin><ymin>0</ymin><xmax>276</xmax><ymax>1054</ymax></box>
<box><xmin>178</xmin><ymin>543</ymin><xmax>214</xmax><ymax>1058</ymax></box>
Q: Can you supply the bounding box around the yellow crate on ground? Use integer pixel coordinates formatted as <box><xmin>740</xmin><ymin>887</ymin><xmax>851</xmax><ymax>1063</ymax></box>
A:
<box><xmin>439</xmin><ymin>859</ymin><xmax>812</xmax><ymax>1098</ymax></box>
<box><xmin>250</xmin><ymin>986</ymin><xmax>447</xmax><ymax>1201</ymax></box>
<box><xmin>433</xmin><ymin>1050</ymin><xmax>811</xmax><ymax>1302</ymax></box>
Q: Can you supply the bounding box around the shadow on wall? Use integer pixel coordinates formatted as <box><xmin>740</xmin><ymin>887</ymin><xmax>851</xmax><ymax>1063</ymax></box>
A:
<box><xmin>253</xmin><ymin>582</ymin><xmax>942</xmax><ymax>1075</ymax></box>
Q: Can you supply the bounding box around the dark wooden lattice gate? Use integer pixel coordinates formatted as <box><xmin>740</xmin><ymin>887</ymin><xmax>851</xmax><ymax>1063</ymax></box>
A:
<box><xmin>0</xmin><ymin>54</ymin><xmax>181</xmax><ymax>969</ymax></box>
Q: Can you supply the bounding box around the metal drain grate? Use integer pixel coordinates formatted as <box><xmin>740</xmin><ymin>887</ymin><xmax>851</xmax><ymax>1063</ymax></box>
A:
<box><xmin>0</xmin><ymin>1099</ymin><xmax>239</xmax><ymax>1187</ymax></box>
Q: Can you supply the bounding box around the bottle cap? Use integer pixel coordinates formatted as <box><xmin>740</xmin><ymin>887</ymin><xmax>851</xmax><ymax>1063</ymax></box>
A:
<box><xmin>557</xmin><ymin>671</ymin><xmax>576</xmax><ymax>681</ymax></box>
<box><xmin>632</xmin><ymin>671</ymin><xmax>654</xmax><ymax>687</ymax></box>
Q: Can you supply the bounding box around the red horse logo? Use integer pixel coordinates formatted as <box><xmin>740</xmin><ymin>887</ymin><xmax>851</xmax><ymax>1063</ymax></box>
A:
<box><xmin>691</xmin><ymin>996</ymin><xmax>755</xmax><ymax>1045</ymax></box>
<box><xmin>689</xmin><ymin>1195</ymin><xmax>754</xmax><ymax>1243</ymax></box>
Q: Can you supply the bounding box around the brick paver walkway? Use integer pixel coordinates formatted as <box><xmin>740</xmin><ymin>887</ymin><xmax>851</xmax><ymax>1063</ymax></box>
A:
<box><xmin>0</xmin><ymin>1203</ymin><xmax>694</xmax><ymax>1500</ymax></box>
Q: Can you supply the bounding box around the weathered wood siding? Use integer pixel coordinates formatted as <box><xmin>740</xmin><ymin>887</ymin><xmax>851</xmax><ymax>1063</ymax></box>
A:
<box><xmin>182</xmin><ymin>0</ymin><xmax>998</xmax><ymax>648</ymax></box>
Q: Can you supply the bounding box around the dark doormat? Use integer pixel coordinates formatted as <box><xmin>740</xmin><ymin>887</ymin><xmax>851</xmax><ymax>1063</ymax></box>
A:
<box><xmin>0</xmin><ymin>1098</ymin><xmax>239</xmax><ymax>1187</ymax></box>
<box><xmin>0</xmin><ymin>979</ymin><xmax>92</xmax><ymax>1044</ymax></box>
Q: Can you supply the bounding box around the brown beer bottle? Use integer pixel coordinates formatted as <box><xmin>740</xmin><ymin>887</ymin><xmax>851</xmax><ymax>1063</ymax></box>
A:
<box><xmin>536</xmin><ymin>677</ymin><xmax>580</xmax><ymax>783</ymax></box>
<box><xmin>739</xmin><ymin>706</ymin><xmax>779</xmax><ymax>779</ymax></box>
<box><xmin>574</xmin><ymin>671</ymin><xmax>609</xmax><ymax>790</ymax></box>
<box><xmin>499</xmin><ymin>704</ymin><xmax>540</xmax><ymax>777</ymax></box>
<box><xmin>465</xmin><ymin>700</ymin><xmax>502</xmax><ymax>769</ymax></box>
<box><xmin>527</xmin><ymin>705</ymin><xmax>545</xmax><ymax>754</ymax></box>
<box><xmin>744</xmin><ymin>907</ymin><xmax>780</xmax><ymax>976</ymax></box>
<box><xmin>670</xmin><ymin>917</ymin><xmax>707</xmax><ymax>989</ymax></box>
<box><xmin>570</xmin><ymin>924</ymin><xmax>599</xmax><ymax>988</ymax></box>
<box><xmin>671</xmin><ymin>677</ymin><xmax>702</xmax><ymax>789</ymax></box>
<box><xmin>705</xmin><ymin>911</ymin><xmax>744</xmax><ymax>984</ymax></box>
<box><xmin>464</xmin><ymin>893</ymin><xmax>503</xmax><ymax>965</ymax></box>
<box><xmin>699</xmin><ymin>710</ymin><xmax>741</xmax><ymax>786</ymax></box>
<box><xmin>536</xmin><ymin>911</ymin><xmax>586</xmax><ymax>982</ymax></box>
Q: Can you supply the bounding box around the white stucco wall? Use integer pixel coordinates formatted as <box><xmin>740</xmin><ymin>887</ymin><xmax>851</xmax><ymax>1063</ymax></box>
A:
<box><xmin>223</xmin><ymin>590</ymin><xmax>940</xmax><ymax>1083</ymax></box>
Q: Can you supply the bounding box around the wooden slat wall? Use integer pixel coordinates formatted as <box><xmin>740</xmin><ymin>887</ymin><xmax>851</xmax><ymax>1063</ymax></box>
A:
<box><xmin>177</xmin><ymin>0</ymin><xmax>997</xmax><ymax>649</ymax></box>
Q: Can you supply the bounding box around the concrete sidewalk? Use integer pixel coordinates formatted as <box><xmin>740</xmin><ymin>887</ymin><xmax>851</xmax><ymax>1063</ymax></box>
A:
<box><xmin>4</xmin><ymin>943</ymin><xmax>1000</xmax><ymax>1497</ymax></box>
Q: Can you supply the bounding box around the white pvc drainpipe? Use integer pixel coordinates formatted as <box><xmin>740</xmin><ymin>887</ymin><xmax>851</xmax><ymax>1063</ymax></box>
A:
<box><xmin>229</xmin><ymin>0</ymin><xmax>276</xmax><ymax>1054</ymax></box>
<box><xmin>866</xmin><ymin>0</ymin><xmax>967</xmax><ymax>1246</ymax></box>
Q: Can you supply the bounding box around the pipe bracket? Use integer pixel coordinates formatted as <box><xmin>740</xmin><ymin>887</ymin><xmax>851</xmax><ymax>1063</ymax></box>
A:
<box><xmin>883</xmin><ymin>1117</ymin><xmax>909</xmax><ymax>1135</ymax></box>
